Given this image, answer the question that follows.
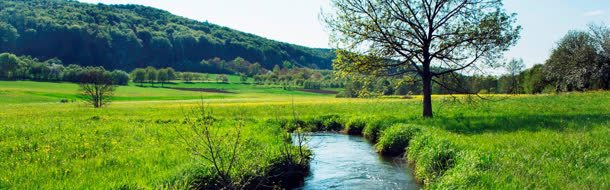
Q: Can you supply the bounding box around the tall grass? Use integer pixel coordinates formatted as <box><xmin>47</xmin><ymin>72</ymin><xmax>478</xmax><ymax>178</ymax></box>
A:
<box><xmin>0</xmin><ymin>80</ymin><xmax>608</xmax><ymax>189</ymax></box>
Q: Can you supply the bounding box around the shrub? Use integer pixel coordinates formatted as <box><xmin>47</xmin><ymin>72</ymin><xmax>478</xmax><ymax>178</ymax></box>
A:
<box><xmin>305</xmin><ymin>114</ymin><xmax>343</xmax><ymax>131</ymax></box>
<box><xmin>344</xmin><ymin>117</ymin><xmax>367</xmax><ymax>135</ymax></box>
<box><xmin>375</xmin><ymin>124</ymin><xmax>421</xmax><ymax>156</ymax></box>
<box><xmin>362</xmin><ymin>116</ymin><xmax>401</xmax><ymax>142</ymax></box>
<box><xmin>272</xmin><ymin>118</ymin><xmax>310</xmax><ymax>132</ymax></box>
<box><xmin>408</xmin><ymin>133</ymin><xmax>459</xmax><ymax>184</ymax></box>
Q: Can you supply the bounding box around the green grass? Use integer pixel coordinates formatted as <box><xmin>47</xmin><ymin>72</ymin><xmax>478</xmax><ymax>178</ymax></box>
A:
<box><xmin>0</xmin><ymin>81</ymin><xmax>608</xmax><ymax>189</ymax></box>
<box><xmin>0</xmin><ymin>81</ymin><xmax>332</xmax><ymax>104</ymax></box>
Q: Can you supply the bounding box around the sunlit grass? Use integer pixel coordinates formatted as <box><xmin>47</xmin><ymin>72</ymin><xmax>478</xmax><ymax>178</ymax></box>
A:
<box><xmin>0</xmin><ymin>81</ymin><xmax>608</xmax><ymax>189</ymax></box>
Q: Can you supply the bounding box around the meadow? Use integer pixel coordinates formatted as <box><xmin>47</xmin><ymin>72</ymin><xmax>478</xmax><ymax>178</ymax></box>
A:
<box><xmin>0</xmin><ymin>80</ymin><xmax>608</xmax><ymax>189</ymax></box>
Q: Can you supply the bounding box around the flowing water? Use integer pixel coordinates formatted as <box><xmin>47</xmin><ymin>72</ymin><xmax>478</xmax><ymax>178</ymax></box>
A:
<box><xmin>296</xmin><ymin>133</ymin><xmax>420</xmax><ymax>190</ymax></box>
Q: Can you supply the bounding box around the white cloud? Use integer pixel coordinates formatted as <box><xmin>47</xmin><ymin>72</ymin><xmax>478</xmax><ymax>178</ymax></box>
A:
<box><xmin>583</xmin><ymin>10</ymin><xmax>605</xmax><ymax>17</ymax></box>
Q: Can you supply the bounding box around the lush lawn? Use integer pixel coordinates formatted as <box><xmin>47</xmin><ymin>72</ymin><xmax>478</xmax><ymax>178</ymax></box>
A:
<box><xmin>0</xmin><ymin>81</ymin><xmax>608</xmax><ymax>189</ymax></box>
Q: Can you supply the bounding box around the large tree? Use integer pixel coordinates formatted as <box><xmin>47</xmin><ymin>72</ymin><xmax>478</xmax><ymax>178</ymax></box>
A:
<box><xmin>544</xmin><ymin>31</ymin><xmax>600</xmax><ymax>92</ymax></box>
<box><xmin>324</xmin><ymin>0</ymin><xmax>520</xmax><ymax>117</ymax></box>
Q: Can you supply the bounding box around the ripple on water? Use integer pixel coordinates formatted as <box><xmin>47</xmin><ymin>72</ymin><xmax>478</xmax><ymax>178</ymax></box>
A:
<box><xmin>296</xmin><ymin>133</ymin><xmax>420</xmax><ymax>190</ymax></box>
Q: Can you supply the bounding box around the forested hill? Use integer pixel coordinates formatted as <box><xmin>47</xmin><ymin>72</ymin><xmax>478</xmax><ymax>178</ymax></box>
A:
<box><xmin>0</xmin><ymin>0</ymin><xmax>335</xmax><ymax>71</ymax></box>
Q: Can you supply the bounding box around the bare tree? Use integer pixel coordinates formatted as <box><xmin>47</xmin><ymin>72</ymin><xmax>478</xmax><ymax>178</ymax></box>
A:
<box><xmin>79</xmin><ymin>67</ymin><xmax>116</xmax><ymax>108</ymax></box>
<box><xmin>324</xmin><ymin>0</ymin><xmax>521</xmax><ymax>117</ymax></box>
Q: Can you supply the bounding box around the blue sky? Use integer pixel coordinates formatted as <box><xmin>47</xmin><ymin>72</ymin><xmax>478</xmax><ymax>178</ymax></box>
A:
<box><xmin>78</xmin><ymin>0</ymin><xmax>610</xmax><ymax>68</ymax></box>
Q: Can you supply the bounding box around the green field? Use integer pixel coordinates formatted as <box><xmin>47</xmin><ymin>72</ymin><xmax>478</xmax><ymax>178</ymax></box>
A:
<box><xmin>0</xmin><ymin>81</ymin><xmax>608</xmax><ymax>189</ymax></box>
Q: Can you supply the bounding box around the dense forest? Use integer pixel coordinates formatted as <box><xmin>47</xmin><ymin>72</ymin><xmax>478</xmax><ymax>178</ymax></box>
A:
<box><xmin>0</xmin><ymin>0</ymin><xmax>335</xmax><ymax>72</ymax></box>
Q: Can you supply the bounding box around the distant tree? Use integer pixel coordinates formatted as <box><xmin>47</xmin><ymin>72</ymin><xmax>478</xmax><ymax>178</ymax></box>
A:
<box><xmin>248</xmin><ymin>63</ymin><xmax>262</xmax><ymax>76</ymax></box>
<box><xmin>79</xmin><ymin>67</ymin><xmax>116</xmax><ymax>108</ymax></box>
<box><xmin>132</xmin><ymin>68</ymin><xmax>147</xmax><ymax>86</ymax></box>
<box><xmin>110</xmin><ymin>70</ymin><xmax>130</xmax><ymax>85</ymax></box>
<box><xmin>325</xmin><ymin>0</ymin><xmax>521</xmax><ymax>117</ymax></box>
<box><xmin>0</xmin><ymin>22</ymin><xmax>18</xmax><ymax>51</ymax></box>
<box><xmin>395</xmin><ymin>81</ymin><xmax>410</xmax><ymax>96</ymax></box>
<box><xmin>232</xmin><ymin>57</ymin><xmax>248</xmax><ymax>73</ymax></box>
<box><xmin>203</xmin><ymin>73</ymin><xmax>210</xmax><ymax>81</ymax></box>
<box><xmin>182</xmin><ymin>72</ymin><xmax>193</xmax><ymax>83</ymax></box>
<box><xmin>520</xmin><ymin>64</ymin><xmax>549</xmax><ymax>94</ymax></box>
<box><xmin>544</xmin><ymin>31</ymin><xmax>598</xmax><ymax>92</ymax></box>
<box><xmin>47</xmin><ymin>63</ymin><xmax>64</xmax><ymax>81</ymax></box>
<box><xmin>0</xmin><ymin>52</ymin><xmax>20</xmax><ymax>79</ymax></box>
<box><xmin>157</xmin><ymin>68</ymin><xmax>169</xmax><ymax>87</ymax></box>
<box><xmin>145</xmin><ymin>66</ymin><xmax>157</xmax><ymax>86</ymax></box>
<box><xmin>377</xmin><ymin>79</ymin><xmax>394</xmax><ymax>95</ymax></box>
<box><xmin>282</xmin><ymin>60</ymin><xmax>294</xmax><ymax>69</ymax></box>
<box><xmin>588</xmin><ymin>23</ymin><xmax>610</xmax><ymax>89</ymax></box>
<box><xmin>216</xmin><ymin>74</ymin><xmax>229</xmax><ymax>83</ymax></box>
<box><xmin>504</xmin><ymin>58</ymin><xmax>525</xmax><ymax>93</ymax></box>
<box><xmin>239</xmin><ymin>73</ymin><xmax>248</xmax><ymax>84</ymax></box>
<box><xmin>272</xmin><ymin>64</ymin><xmax>281</xmax><ymax>74</ymax></box>
<box><xmin>166</xmin><ymin>67</ymin><xmax>177</xmax><ymax>81</ymax></box>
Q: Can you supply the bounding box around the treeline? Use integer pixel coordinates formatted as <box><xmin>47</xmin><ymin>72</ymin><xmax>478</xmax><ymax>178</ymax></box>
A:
<box><xmin>0</xmin><ymin>0</ymin><xmax>334</xmax><ymax>72</ymax></box>
<box><xmin>341</xmin><ymin>24</ymin><xmax>610</xmax><ymax>97</ymax></box>
<box><xmin>0</xmin><ymin>52</ymin><xmax>129</xmax><ymax>85</ymax></box>
<box><xmin>124</xmin><ymin>64</ymin><xmax>344</xmax><ymax>90</ymax></box>
<box><xmin>200</xmin><ymin>57</ymin><xmax>267</xmax><ymax>76</ymax></box>
<box><xmin>252</xmin><ymin>67</ymin><xmax>344</xmax><ymax>90</ymax></box>
<box><xmin>130</xmin><ymin>67</ymin><xmax>176</xmax><ymax>86</ymax></box>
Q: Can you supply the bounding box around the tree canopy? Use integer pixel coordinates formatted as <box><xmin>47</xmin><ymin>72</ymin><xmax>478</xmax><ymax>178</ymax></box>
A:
<box><xmin>325</xmin><ymin>0</ymin><xmax>521</xmax><ymax>117</ymax></box>
<box><xmin>0</xmin><ymin>0</ymin><xmax>335</xmax><ymax>72</ymax></box>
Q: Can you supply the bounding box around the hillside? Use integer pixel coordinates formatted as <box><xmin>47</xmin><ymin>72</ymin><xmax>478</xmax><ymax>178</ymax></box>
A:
<box><xmin>0</xmin><ymin>0</ymin><xmax>335</xmax><ymax>71</ymax></box>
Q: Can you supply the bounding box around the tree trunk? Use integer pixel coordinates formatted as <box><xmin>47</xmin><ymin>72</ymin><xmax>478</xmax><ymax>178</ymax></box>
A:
<box><xmin>422</xmin><ymin>74</ymin><xmax>433</xmax><ymax>118</ymax></box>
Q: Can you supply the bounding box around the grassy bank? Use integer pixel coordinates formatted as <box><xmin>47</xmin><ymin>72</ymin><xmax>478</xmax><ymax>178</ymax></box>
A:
<box><xmin>276</xmin><ymin>92</ymin><xmax>610</xmax><ymax>189</ymax></box>
<box><xmin>0</xmin><ymin>81</ymin><xmax>608</xmax><ymax>188</ymax></box>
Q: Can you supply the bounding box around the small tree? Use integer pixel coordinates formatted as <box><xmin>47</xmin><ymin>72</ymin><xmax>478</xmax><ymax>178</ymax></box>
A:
<box><xmin>157</xmin><ymin>68</ymin><xmax>169</xmax><ymax>87</ymax></box>
<box><xmin>282</xmin><ymin>60</ymin><xmax>294</xmax><ymax>69</ymax></box>
<box><xmin>79</xmin><ymin>67</ymin><xmax>116</xmax><ymax>108</ymax></box>
<box><xmin>145</xmin><ymin>66</ymin><xmax>157</xmax><ymax>86</ymax></box>
<box><xmin>132</xmin><ymin>68</ymin><xmax>147</xmax><ymax>86</ymax></box>
<box><xmin>239</xmin><ymin>73</ymin><xmax>248</xmax><ymax>84</ymax></box>
<box><xmin>182</xmin><ymin>72</ymin><xmax>193</xmax><ymax>83</ymax></box>
<box><xmin>0</xmin><ymin>52</ymin><xmax>20</xmax><ymax>79</ymax></box>
<box><xmin>166</xmin><ymin>67</ymin><xmax>176</xmax><ymax>81</ymax></box>
<box><xmin>505</xmin><ymin>58</ymin><xmax>525</xmax><ymax>93</ymax></box>
<box><xmin>110</xmin><ymin>70</ymin><xmax>130</xmax><ymax>86</ymax></box>
<box><xmin>216</xmin><ymin>74</ymin><xmax>229</xmax><ymax>83</ymax></box>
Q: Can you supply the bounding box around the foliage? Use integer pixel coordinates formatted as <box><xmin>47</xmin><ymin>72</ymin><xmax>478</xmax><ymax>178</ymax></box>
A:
<box><xmin>132</xmin><ymin>68</ymin><xmax>147</xmax><ymax>86</ymax></box>
<box><xmin>344</xmin><ymin>117</ymin><xmax>367</xmax><ymax>135</ymax></box>
<box><xmin>0</xmin><ymin>52</ymin><xmax>129</xmax><ymax>85</ymax></box>
<box><xmin>544</xmin><ymin>25</ymin><xmax>610</xmax><ymax>92</ymax></box>
<box><xmin>324</xmin><ymin>0</ymin><xmax>521</xmax><ymax>117</ymax></box>
<box><xmin>0</xmin><ymin>0</ymin><xmax>335</xmax><ymax>72</ymax></box>
<box><xmin>78</xmin><ymin>67</ymin><xmax>116</xmax><ymax>108</ymax></box>
<box><xmin>545</xmin><ymin>31</ymin><xmax>600</xmax><ymax>91</ymax></box>
<box><xmin>375</xmin><ymin>124</ymin><xmax>420</xmax><ymax>156</ymax></box>
<box><xmin>0</xmin><ymin>52</ymin><xmax>19</xmax><ymax>79</ymax></box>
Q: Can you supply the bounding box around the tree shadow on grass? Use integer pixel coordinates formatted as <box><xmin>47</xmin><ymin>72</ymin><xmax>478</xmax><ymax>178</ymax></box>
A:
<box><xmin>428</xmin><ymin>113</ymin><xmax>610</xmax><ymax>134</ymax></box>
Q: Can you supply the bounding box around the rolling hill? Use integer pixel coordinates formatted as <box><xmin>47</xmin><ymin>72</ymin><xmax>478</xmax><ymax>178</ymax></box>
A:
<box><xmin>0</xmin><ymin>0</ymin><xmax>335</xmax><ymax>71</ymax></box>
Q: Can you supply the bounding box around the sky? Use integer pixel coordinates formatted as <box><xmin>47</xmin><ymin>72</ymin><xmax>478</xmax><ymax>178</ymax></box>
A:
<box><xmin>78</xmin><ymin>0</ymin><xmax>610</xmax><ymax>69</ymax></box>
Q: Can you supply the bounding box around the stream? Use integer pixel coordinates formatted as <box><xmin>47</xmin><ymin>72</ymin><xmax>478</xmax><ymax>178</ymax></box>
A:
<box><xmin>295</xmin><ymin>133</ymin><xmax>420</xmax><ymax>190</ymax></box>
